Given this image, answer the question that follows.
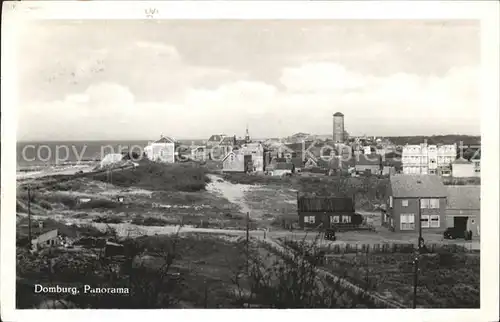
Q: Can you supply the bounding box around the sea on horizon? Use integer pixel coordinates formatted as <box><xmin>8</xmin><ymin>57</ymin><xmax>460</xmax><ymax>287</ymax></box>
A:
<box><xmin>16</xmin><ymin>140</ymin><xmax>202</xmax><ymax>168</ymax></box>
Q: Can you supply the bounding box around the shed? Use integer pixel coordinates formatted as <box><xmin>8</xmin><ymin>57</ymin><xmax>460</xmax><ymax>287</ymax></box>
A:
<box><xmin>445</xmin><ymin>185</ymin><xmax>480</xmax><ymax>237</ymax></box>
<box><xmin>297</xmin><ymin>194</ymin><xmax>359</xmax><ymax>229</ymax></box>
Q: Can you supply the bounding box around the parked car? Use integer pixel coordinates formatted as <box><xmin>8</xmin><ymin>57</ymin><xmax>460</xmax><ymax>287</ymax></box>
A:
<box><xmin>443</xmin><ymin>227</ymin><xmax>472</xmax><ymax>240</ymax></box>
<box><xmin>324</xmin><ymin>228</ymin><xmax>337</xmax><ymax>241</ymax></box>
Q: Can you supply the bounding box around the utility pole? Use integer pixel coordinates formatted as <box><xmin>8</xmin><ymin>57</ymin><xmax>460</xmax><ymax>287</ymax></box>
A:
<box><xmin>413</xmin><ymin>197</ymin><xmax>422</xmax><ymax>309</ymax></box>
<box><xmin>246</xmin><ymin>212</ymin><xmax>250</xmax><ymax>275</ymax></box>
<box><xmin>27</xmin><ymin>185</ymin><xmax>32</xmax><ymax>249</ymax></box>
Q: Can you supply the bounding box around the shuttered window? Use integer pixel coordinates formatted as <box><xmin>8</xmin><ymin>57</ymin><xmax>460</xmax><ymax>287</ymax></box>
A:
<box><xmin>400</xmin><ymin>214</ymin><xmax>415</xmax><ymax>230</ymax></box>
<box><xmin>420</xmin><ymin>215</ymin><xmax>430</xmax><ymax>228</ymax></box>
<box><xmin>430</xmin><ymin>215</ymin><xmax>440</xmax><ymax>228</ymax></box>
<box><xmin>304</xmin><ymin>216</ymin><xmax>315</xmax><ymax>224</ymax></box>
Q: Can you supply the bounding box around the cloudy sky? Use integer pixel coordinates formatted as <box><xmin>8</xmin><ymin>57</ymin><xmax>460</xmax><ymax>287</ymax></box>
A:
<box><xmin>17</xmin><ymin>20</ymin><xmax>480</xmax><ymax>141</ymax></box>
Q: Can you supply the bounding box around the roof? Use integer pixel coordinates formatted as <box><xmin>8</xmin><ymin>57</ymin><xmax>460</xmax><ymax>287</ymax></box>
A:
<box><xmin>220</xmin><ymin>136</ymin><xmax>236</xmax><ymax>145</ymax></box>
<box><xmin>275</xmin><ymin>162</ymin><xmax>294</xmax><ymax>170</ymax></box>
<box><xmin>221</xmin><ymin>151</ymin><xmax>237</xmax><ymax>162</ymax></box>
<box><xmin>446</xmin><ymin>185</ymin><xmax>480</xmax><ymax>210</ymax></box>
<box><xmin>208</xmin><ymin>134</ymin><xmax>225</xmax><ymax>142</ymax></box>
<box><xmin>298</xmin><ymin>196</ymin><xmax>354</xmax><ymax>213</ymax></box>
<box><xmin>390</xmin><ymin>174</ymin><xmax>448</xmax><ymax>198</ymax></box>
<box><xmin>285</xmin><ymin>143</ymin><xmax>304</xmax><ymax>152</ymax></box>
<box><xmin>154</xmin><ymin>136</ymin><xmax>175</xmax><ymax>144</ymax></box>
<box><xmin>333</xmin><ymin>112</ymin><xmax>344</xmax><ymax>117</ymax></box>
<box><xmin>355</xmin><ymin>154</ymin><xmax>382</xmax><ymax>166</ymax></box>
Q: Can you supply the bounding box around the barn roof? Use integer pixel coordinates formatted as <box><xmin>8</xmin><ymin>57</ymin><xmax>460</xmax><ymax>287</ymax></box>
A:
<box><xmin>298</xmin><ymin>196</ymin><xmax>354</xmax><ymax>213</ymax></box>
<box><xmin>446</xmin><ymin>185</ymin><xmax>480</xmax><ymax>210</ymax></box>
<box><xmin>390</xmin><ymin>174</ymin><xmax>447</xmax><ymax>198</ymax></box>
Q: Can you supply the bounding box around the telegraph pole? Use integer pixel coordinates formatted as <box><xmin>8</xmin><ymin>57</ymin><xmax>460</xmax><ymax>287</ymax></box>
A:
<box><xmin>246</xmin><ymin>212</ymin><xmax>250</xmax><ymax>275</ymax></box>
<box><xmin>27</xmin><ymin>185</ymin><xmax>32</xmax><ymax>249</ymax></box>
<box><xmin>413</xmin><ymin>197</ymin><xmax>422</xmax><ymax>309</ymax></box>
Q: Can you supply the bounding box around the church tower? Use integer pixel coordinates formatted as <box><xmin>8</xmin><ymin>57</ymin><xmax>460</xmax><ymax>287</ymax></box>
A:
<box><xmin>245</xmin><ymin>124</ymin><xmax>250</xmax><ymax>143</ymax></box>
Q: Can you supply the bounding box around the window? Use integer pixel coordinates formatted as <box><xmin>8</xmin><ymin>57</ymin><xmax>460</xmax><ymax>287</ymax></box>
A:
<box><xmin>400</xmin><ymin>214</ymin><xmax>415</xmax><ymax>230</ymax></box>
<box><xmin>430</xmin><ymin>215</ymin><xmax>440</xmax><ymax>228</ymax></box>
<box><xmin>420</xmin><ymin>215</ymin><xmax>430</xmax><ymax>228</ymax></box>
<box><xmin>304</xmin><ymin>216</ymin><xmax>315</xmax><ymax>224</ymax></box>
<box><xmin>342</xmin><ymin>216</ymin><xmax>352</xmax><ymax>223</ymax></box>
<box><xmin>47</xmin><ymin>240</ymin><xmax>50</xmax><ymax>245</ymax></box>
<box><xmin>402</xmin><ymin>200</ymin><xmax>409</xmax><ymax>207</ymax></box>
<box><xmin>389</xmin><ymin>196</ymin><xmax>393</xmax><ymax>208</ymax></box>
<box><xmin>420</xmin><ymin>199</ymin><xmax>430</xmax><ymax>209</ymax></box>
<box><xmin>429</xmin><ymin>199</ymin><xmax>440</xmax><ymax>209</ymax></box>
<box><xmin>471</xmin><ymin>219</ymin><xmax>475</xmax><ymax>224</ymax></box>
<box><xmin>330</xmin><ymin>215</ymin><xmax>340</xmax><ymax>223</ymax></box>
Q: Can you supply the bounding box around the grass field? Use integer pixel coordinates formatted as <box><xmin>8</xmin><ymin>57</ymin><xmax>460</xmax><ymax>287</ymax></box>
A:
<box><xmin>321</xmin><ymin>252</ymin><xmax>479</xmax><ymax>308</ymax></box>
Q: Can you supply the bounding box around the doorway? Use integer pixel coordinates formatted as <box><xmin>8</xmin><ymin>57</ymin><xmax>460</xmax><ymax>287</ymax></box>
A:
<box><xmin>453</xmin><ymin>216</ymin><xmax>468</xmax><ymax>231</ymax></box>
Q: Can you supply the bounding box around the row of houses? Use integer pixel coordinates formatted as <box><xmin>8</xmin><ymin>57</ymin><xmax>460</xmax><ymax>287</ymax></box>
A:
<box><xmin>382</xmin><ymin>175</ymin><xmax>480</xmax><ymax>235</ymax></box>
<box><xmin>296</xmin><ymin>174</ymin><xmax>480</xmax><ymax>236</ymax></box>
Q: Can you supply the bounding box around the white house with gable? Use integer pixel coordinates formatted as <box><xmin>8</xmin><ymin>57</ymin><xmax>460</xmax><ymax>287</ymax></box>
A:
<box><xmin>144</xmin><ymin>136</ymin><xmax>176</xmax><ymax>163</ymax></box>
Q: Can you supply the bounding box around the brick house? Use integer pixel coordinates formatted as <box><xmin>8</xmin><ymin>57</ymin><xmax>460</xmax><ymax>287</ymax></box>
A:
<box><xmin>383</xmin><ymin>175</ymin><xmax>447</xmax><ymax>232</ymax></box>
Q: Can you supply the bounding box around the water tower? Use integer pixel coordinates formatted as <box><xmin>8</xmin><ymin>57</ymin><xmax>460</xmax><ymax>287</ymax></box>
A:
<box><xmin>333</xmin><ymin>112</ymin><xmax>345</xmax><ymax>143</ymax></box>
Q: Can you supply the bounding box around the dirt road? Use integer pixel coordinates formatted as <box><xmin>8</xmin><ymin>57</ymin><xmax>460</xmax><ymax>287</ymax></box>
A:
<box><xmin>206</xmin><ymin>174</ymin><xmax>263</xmax><ymax>218</ymax></box>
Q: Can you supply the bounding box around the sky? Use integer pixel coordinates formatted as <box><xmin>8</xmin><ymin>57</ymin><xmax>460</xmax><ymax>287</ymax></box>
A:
<box><xmin>17</xmin><ymin>20</ymin><xmax>480</xmax><ymax>141</ymax></box>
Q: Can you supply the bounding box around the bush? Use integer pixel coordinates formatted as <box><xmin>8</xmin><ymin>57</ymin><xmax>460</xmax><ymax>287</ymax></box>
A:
<box><xmin>45</xmin><ymin>194</ymin><xmax>78</xmax><ymax>209</ymax></box>
<box><xmin>92</xmin><ymin>161</ymin><xmax>210</xmax><ymax>192</ymax></box>
<box><xmin>92</xmin><ymin>216</ymin><xmax>123</xmax><ymax>224</ymax></box>
<box><xmin>131</xmin><ymin>216</ymin><xmax>169</xmax><ymax>226</ymax></box>
<box><xmin>78</xmin><ymin>199</ymin><xmax>119</xmax><ymax>209</ymax></box>
<box><xmin>38</xmin><ymin>200</ymin><xmax>53</xmax><ymax>210</ymax></box>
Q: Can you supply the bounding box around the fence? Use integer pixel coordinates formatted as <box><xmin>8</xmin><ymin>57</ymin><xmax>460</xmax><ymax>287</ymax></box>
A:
<box><xmin>282</xmin><ymin>239</ymin><xmax>476</xmax><ymax>255</ymax></box>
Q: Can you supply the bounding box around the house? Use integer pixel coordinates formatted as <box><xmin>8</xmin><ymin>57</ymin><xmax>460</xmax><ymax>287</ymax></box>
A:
<box><xmin>297</xmin><ymin>194</ymin><xmax>358</xmax><ymax>229</ymax></box>
<box><xmin>363</xmin><ymin>146</ymin><xmax>373</xmax><ymax>155</ymax></box>
<box><xmin>144</xmin><ymin>136</ymin><xmax>176</xmax><ymax>163</ymax></box>
<box><xmin>383</xmin><ymin>174</ymin><xmax>447</xmax><ymax>232</ymax></box>
<box><xmin>222</xmin><ymin>151</ymin><xmax>252</xmax><ymax>173</ymax></box>
<box><xmin>271</xmin><ymin>162</ymin><xmax>294</xmax><ymax>176</ymax></box>
<box><xmin>445</xmin><ymin>185</ymin><xmax>480</xmax><ymax>237</ymax></box>
<box><xmin>382</xmin><ymin>166</ymin><xmax>396</xmax><ymax>176</ymax></box>
<box><xmin>303</xmin><ymin>155</ymin><xmax>344</xmax><ymax>175</ymax></box>
<box><xmin>31</xmin><ymin>229</ymin><xmax>59</xmax><ymax>250</ymax></box>
<box><xmin>240</xmin><ymin>142</ymin><xmax>265</xmax><ymax>172</ymax></box>
<box><xmin>354</xmin><ymin>153</ymin><xmax>382</xmax><ymax>175</ymax></box>
<box><xmin>402</xmin><ymin>143</ymin><xmax>456</xmax><ymax>175</ymax></box>
<box><xmin>290</xmin><ymin>157</ymin><xmax>304</xmax><ymax>172</ymax></box>
<box><xmin>190</xmin><ymin>146</ymin><xmax>207</xmax><ymax>161</ymax></box>
<box><xmin>471</xmin><ymin>155</ymin><xmax>481</xmax><ymax>176</ymax></box>
<box><xmin>272</xmin><ymin>144</ymin><xmax>295</xmax><ymax>159</ymax></box>
<box><xmin>207</xmin><ymin>134</ymin><xmax>226</xmax><ymax>147</ymax></box>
